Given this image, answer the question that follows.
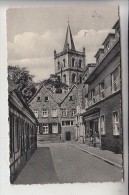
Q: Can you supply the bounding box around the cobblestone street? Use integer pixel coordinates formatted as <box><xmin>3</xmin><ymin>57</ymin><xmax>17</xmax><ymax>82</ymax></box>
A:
<box><xmin>14</xmin><ymin>142</ymin><xmax>123</xmax><ymax>184</ymax></box>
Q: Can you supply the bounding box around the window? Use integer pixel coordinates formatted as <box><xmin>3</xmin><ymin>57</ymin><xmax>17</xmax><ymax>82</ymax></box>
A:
<box><xmin>33</xmin><ymin>110</ymin><xmax>38</xmax><ymax>118</ymax></box>
<box><xmin>72</xmin><ymin>74</ymin><xmax>76</xmax><ymax>83</ymax></box>
<box><xmin>43</xmin><ymin>124</ymin><xmax>49</xmax><ymax>134</ymax></box>
<box><xmin>62</xmin><ymin>121</ymin><xmax>74</xmax><ymax>126</ymax></box>
<box><xmin>85</xmin><ymin>97</ymin><xmax>88</xmax><ymax>109</ymax></box>
<box><xmin>42</xmin><ymin>109</ymin><xmax>48</xmax><ymax>117</ymax></box>
<box><xmin>100</xmin><ymin>81</ymin><xmax>105</xmax><ymax>99</ymax></box>
<box><xmin>100</xmin><ymin>115</ymin><xmax>105</xmax><ymax>135</ymax></box>
<box><xmin>63</xmin><ymin>74</ymin><xmax>66</xmax><ymax>83</ymax></box>
<box><xmin>51</xmin><ymin>109</ymin><xmax>57</xmax><ymax>117</ymax></box>
<box><xmin>63</xmin><ymin>59</ymin><xmax>65</xmax><ymax>67</ymax></box>
<box><xmin>111</xmin><ymin>68</ymin><xmax>119</xmax><ymax>93</ymax></box>
<box><xmin>69</xmin><ymin>96</ymin><xmax>73</xmax><ymax>101</ymax></box>
<box><xmin>52</xmin><ymin>124</ymin><xmax>58</xmax><ymax>134</ymax></box>
<box><xmin>79</xmin><ymin>59</ymin><xmax>82</xmax><ymax>68</ymax></box>
<box><xmin>62</xmin><ymin>109</ymin><xmax>67</xmax><ymax>117</ymax></box>
<box><xmin>113</xmin><ymin>111</ymin><xmax>120</xmax><ymax>135</ymax></box>
<box><xmin>96</xmin><ymin>56</ymin><xmax>100</xmax><ymax>64</ymax></box>
<box><xmin>72</xmin><ymin>58</ymin><xmax>75</xmax><ymax>67</ymax></box>
<box><xmin>106</xmin><ymin>42</ymin><xmax>110</xmax><ymax>51</ymax></box>
<box><xmin>37</xmin><ymin>96</ymin><xmax>41</xmax><ymax>101</ymax></box>
<box><xmin>45</xmin><ymin>96</ymin><xmax>49</xmax><ymax>101</ymax></box>
<box><xmin>58</xmin><ymin>62</ymin><xmax>60</xmax><ymax>70</ymax></box>
<box><xmin>72</xmin><ymin>109</ymin><xmax>76</xmax><ymax>117</ymax></box>
<box><xmin>71</xmin><ymin>121</ymin><xmax>73</xmax><ymax>126</ymax></box>
<box><xmin>91</xmin><ymin>89</ymin><xmax>95</xmax><ymax>104</ymax></box>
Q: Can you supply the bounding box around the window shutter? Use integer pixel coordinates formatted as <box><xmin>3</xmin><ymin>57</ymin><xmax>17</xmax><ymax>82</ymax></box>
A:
<box><xmin>58</xmin><ymin>123</ymin><xmax>61</xmax><ymax>134</ymax></box>
<box><xmin>39</xmin><ymin>123</ymin><xmax>43</xmax><ymax>134</ymax></box>
<box><xmin>49</xmin><ymin>123</ymin><xmax>52</xmax><ymax>134</ymax></box>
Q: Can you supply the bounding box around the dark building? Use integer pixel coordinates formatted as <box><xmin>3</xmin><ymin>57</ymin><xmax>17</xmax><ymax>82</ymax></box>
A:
<box><xmin>9</xmin><ymin>79</ymin><xmax>38</xmax><ymax>183</ymax></box>
<box><xmin>81</xmin><ymin>20</ymin><xmax>122</xmax><ymax>153</ymax></box>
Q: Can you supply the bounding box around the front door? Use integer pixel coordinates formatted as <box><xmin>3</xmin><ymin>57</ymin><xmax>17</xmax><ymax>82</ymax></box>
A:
<box><xmin>66</xmin><ymin>132</ymin><xmax>71</xmax><ymax>141</ymax></box>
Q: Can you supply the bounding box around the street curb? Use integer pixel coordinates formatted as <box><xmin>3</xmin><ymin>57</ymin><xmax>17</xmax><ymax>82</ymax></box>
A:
<box><xmin>69</xmin><ymin>144</ymin><xmax>123</xmax><ymax>170</ymax></box>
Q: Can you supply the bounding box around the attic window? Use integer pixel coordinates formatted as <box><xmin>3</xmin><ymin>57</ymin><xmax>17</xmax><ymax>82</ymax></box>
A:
<box><xmin>37</xmin><ymin>96</ymin><xmax>41</xmax><ymax>101</ymax></box>
<box><xmin>69</xmin><ymin>96</ymin><xmax>73</xmax><ymax>101</ymax></box>
<box><xmin>45</xmin><ymin>96</ymin><xmax>49</xmax><ymax>101</ymax></box>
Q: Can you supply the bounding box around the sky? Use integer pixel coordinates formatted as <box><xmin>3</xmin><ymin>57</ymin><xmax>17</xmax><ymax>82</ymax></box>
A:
<box><xmin>7</xmin><ymin>5</ymin><xmax>119</xmax><ymax>82</ymax></box>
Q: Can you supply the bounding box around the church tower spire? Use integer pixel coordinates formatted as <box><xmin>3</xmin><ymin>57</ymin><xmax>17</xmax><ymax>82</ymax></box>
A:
<box><xmin>63</xmin><ymin>21</ymin><xmax>75</xmax><ymax>51</ymax></box>
<box><xmin>54</xmin><ymin>19</ymin><xmax>85</xmax><ymax>88</ymax></box>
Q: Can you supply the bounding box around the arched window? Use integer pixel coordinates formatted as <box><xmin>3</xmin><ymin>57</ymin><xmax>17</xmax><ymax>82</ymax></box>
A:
<box><xmin>63</xmin><ymin>74</ymin><xmax>66</xmax><ymax>83</ymax></box>
<box><xmin>72</xmin><ymin>74</ymin><xmax>76</xmax><ymax>83</ymax></box>
<box><xmin>79</xmin><ymin>59</ymin><xmax>82</xmax><ymax>68</ymax></box>
<box><xmin>57</xmin><ymin>61</ymin><xmax>60</xmax><ymax>70</ymax></box>
<box><xmin>63</xmin><ymin>59</ymin><xmax>65</xmax><ymax>67</ymax></box>
<box><xmin>72</xmin><ymin>58</ymin><xmax>75</xmax><ymax>67</ymax></box>
<box><xmin>80</xmin><ymin>75</ymin><xmax>82</xmax><ymax>83</ymax></box>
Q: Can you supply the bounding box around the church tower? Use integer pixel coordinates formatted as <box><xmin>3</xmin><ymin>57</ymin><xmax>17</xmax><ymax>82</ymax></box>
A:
<box><xmin>54</xmin><ymin>21</ymin><xmax>86</xmax><ymax>87</ymax></box>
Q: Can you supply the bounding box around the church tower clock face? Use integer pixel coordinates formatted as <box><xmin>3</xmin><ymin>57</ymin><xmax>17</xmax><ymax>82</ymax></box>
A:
<box><xmin>54</xmin><ymin>21</ymin><xmax>86</xmax><ymax>87</ymax></box>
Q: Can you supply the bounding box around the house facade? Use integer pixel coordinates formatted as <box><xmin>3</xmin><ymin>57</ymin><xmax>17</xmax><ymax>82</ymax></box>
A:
<box><xmin>81</xmin><ymin>20</ymin><xmax>122</xmax><ymax>153</ymax></box>
<box><xmin>29</xmin><ymin>84</ymin><xmax>79</xmax><ymax>142</ymax></box>
<box><xmin>9</xmin><ymin>79</ymin><xmax>38</xmax><ymax>183</ymax></box>
<box><xmin>28</xmin><ymin>85</ymin><xmax>62</xmax><ymax>142</ymax></box>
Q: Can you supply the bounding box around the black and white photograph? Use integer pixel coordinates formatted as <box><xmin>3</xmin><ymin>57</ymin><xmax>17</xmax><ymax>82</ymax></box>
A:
<box><xmin>0</xmin><ymin>0</ymin><xmax>128</xmax><ymax>194</ymax></box>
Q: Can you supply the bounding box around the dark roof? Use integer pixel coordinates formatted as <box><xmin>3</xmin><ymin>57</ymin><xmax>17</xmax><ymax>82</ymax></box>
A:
<box><xmin>63</xmin><ymin>22</ymin><xmax>75</xmax><ymax>51</ymax></box>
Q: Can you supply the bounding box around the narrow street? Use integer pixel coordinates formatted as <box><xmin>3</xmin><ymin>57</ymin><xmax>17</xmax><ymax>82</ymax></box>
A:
<box><xmin>14</xmin><ymin>142</ymin><xmax>123</xmax><ymax>184</ymax></box>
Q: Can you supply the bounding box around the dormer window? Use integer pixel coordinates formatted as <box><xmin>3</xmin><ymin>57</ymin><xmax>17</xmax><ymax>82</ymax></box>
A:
<box><xmin>96</xmin><ymin>56</ymin><xmax>100</xmax><ymax>64</ymax></box>
<box><xmin>106</xmin><ymin>42</ymin><xmax>110</xmax><ymax>51</ymax></box>
<box><xmin>45</xmin><ymin>96</ymin><xmax>49</xmax><ymax>101</ymax></box>
<box><xmin>72</xmin><ymin>58</ymin><xmax>75</xmax><ymax>67</ymax></box>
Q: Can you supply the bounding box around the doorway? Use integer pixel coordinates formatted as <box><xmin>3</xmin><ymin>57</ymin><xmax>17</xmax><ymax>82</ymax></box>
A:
<box><xmin>66</xmin><ymin>132</ymin><xmax>71</xmax><ymax>141</ymax></box>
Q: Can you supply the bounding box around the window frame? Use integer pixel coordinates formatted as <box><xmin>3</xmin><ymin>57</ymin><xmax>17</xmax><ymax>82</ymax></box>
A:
<box><xmin>33</xmin><ymin>109</ymin><xmax>39</xmax><ymax>119</ymax></box>
<box><xmin>100</xmin><ymin>115</ymin><xmax>105</xmax><ymax>135</ymax></box>
<box><xmin>72</xmin><ymin>74</ymin><xmax>76</xmax><ymax>83</ymax></box>
<box><xmin>100</xmin><ymin>81</ymin><xmax>105</xmax><ymax>100</ymax></box>
<box><xmin>106</xmin><ymin>42</ymin><xmax>110</xmax><ymax>51</ymax></box>
<box><xmin>37</xmin><ymin>96</ymin><xmax>41</xmax><ymax>102</ymax></box>
<box><xmin>72</xmin><ymin>109</ymin><xmax>76</xmax><ymax>117</ymax></box>
<box><xmin>42</xmin><ymin>109</ymin><xmax>48</xmax><ymax>118</ymax></box>
<box><xmin>62</xmin><ymin>109</ymin><xmax>67</xmax><ymax>117</ymax></box>
<box><xmin>44</xmin><ymin>96</ymin><xmax>49</xmax><ymax>102</ymax></box>
<box><xmin>112</xmin><ymin>111</ymin><xmax>120</xmax><ymax>136</ymax></box>
<box><xmin>91</xmin><ymin>89</ymin><xmax>95</xmax><ymax>104</ymax></box>
<box><xmin>63</xmin><ymin>59</ymin><xmax>66</xmax><ymax>67</ymax></box>
<box><xmin>79</xmin><ymin>59</ymin><xmax>82</xmax><ymax>68</ymax></box>
<box><xmin>111</xmin><ymin>68</ymin><xmax>119</xmax><ymax>93</ymax></box>
<box><xmin>43</xmin><ymin>123</ymin><xmax>49</xmax><ymax>134</ymax></box>
<box><xmin>52</xmin><ymin>123</ymin><xmax>58</xmax><ymax>134</ymax></box>
<box><xmin>51</xmin><ymin>109</ymin><xmax>58</xmax><ymax>117</ymax></box>
<box><xmin>72</xmin><ymin>58</ymin><xmax>75</xmax><ymax>67</ymax></box>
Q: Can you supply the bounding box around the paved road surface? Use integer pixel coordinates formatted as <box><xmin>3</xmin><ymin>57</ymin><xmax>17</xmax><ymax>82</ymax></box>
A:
<box><xmin>14</xmin><ymin>142</ymin><xmax>123</xmax><ymax>184</ymax></box>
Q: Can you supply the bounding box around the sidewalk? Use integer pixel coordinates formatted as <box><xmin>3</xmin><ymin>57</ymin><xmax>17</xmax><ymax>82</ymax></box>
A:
<box><xmin>69</xmin><ymin>142</ymin><xmax>123</xmax><ymax>169</ymax></box>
